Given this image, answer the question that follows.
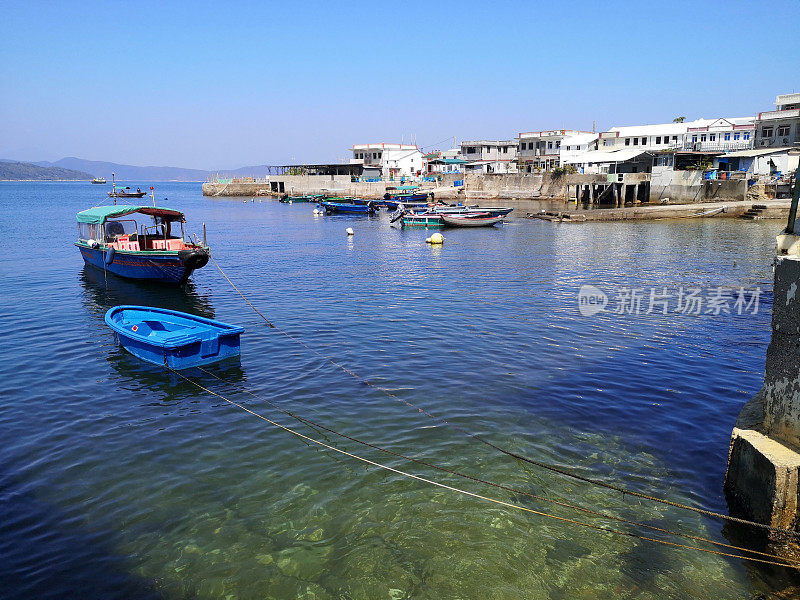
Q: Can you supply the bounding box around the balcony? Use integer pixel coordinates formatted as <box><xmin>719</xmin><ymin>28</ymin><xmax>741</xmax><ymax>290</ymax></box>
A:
<box><xmin>682</xmin><ymin>141</ymin><xmax>755</xmax><ymax>152</ymax></box>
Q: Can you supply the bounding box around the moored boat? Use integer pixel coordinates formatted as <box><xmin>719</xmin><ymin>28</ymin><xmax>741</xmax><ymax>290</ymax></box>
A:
<box><xmin>75</xmin><ymin>204</ymin><xmax>210</xmax><ymax>284</ymax></box>
<box><xmin>105</xmin><ymin>305</ymin><xmax>244</xmax><ymax>369</ymax></box>
<box><xmin>439</xmin><ymin>212</ymin><xmax>505</xmax><ymax>227</ymax></box>
<box><xmin>280</xmin><ymin>193</ymin><xmax>324</xmax><ymax>203</ymax></box>
<box><xmin>91</xmin><ymin>177</ymin><xmax>107</xmax><ymax>184</ymax></box>
<box><xmin>319</xmin><ymin>200</ymin><xmax>379</xmax><ymax>215</ymax></box>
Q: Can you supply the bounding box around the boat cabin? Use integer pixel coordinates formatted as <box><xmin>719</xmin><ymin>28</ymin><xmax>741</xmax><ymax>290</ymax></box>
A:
<box><xmin>77</xmin><ymin>205</ymin><xmax>190</xmax><ymax>252</ymax></box>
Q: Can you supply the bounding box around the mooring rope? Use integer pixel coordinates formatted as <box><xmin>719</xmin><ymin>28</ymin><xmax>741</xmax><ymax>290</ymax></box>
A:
<box><xmin>167</xmin><ymin>366</ymin><xmax>800</xmax><ymax>570</ymax></box>
<box><xmin>210</xmin><ymin>256</ymin><xmax>800</xmax><ymax>540</ymax></box>
<box><xmin>195</xmin><ymin>365</ymin><xmax>797</xmax><ymax>564</ymax></box>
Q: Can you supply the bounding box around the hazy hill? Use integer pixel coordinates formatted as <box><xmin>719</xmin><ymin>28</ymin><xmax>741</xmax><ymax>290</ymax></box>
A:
<box><xmin>36</xmin><ymin>157</ymin><xmax>211</xmax><ymax>182</ymax></box>
<box><xmin>0</xmin><ymin>161</ymin><xmax>93</xmax><ymax>181</ymax></box>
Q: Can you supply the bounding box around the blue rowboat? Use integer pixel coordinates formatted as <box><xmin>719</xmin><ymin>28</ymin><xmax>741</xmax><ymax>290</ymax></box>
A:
<box><xmin>319</xmin><ymin>200</ymin><xmax>378</xmax><ymax>215</ymax></box>
<box><xmin>105</xmin><ymin>305</ymin><xmax>244</xmax><ymax>369</ymax></box>
<box><xmin>75</xmin><ymin>205</ymin><xmax>209</xmax><ymax>284</ymax></box>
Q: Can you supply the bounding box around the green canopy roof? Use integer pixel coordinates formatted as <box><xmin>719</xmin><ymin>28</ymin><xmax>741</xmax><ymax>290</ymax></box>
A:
<box><xmin>76</xmin><ymin>205</ymin><xmax>184</xmax><ymax>224</ymax></box>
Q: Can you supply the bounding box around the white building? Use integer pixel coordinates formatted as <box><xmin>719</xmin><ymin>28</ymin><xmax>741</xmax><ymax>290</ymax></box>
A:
<box><xmin>558</xmin><ymin>133</ymin><xmax>599</xmax><ymax>167</ymax></box>
<box><xmin>685</xmin><ymin>117</ymin><xmax>754</xmax><ymax>152</ymax></box>
<box><xmin>756</xmin><ymin>93</ymin><xmax>800</xmax><ymax>149</ymax></box>
<box><xmin>518</xmin><ymin>129</ymin><xmax>593</xmax><ymax>171</ymax></box>
<box><xmin>350</xmin><ymin>143</ymin><xmax>424</xmax><ymax>179</ymax></box>
<box><xmin>460</xmin><ymin>140</ymin><xmax>517</xmax><ymax>173</ymax></box>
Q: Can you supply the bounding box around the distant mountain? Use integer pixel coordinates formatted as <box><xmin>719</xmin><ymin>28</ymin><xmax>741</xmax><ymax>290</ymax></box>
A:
<box><xmin>0</xmin><ymin>161</ymin><xmax>93</xmax><ymax>181</ymax></box>
<box><xmin>35</xmin><ymin>157</ymin><xmax>212</xmax><ymax>182</ymax></box>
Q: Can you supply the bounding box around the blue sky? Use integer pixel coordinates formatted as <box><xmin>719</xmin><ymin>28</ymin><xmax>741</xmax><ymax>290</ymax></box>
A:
<box><xmin>1</xmin><ymin>0</ymin><xmax>798</xmax><ymax>170</ymax></box>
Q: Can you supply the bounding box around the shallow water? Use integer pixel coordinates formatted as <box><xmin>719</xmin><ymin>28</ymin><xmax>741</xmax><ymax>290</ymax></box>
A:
<box><xmin>0</xmin><ymin>182</ymin><xmax>795</xmax><ymax>598</ymax></box>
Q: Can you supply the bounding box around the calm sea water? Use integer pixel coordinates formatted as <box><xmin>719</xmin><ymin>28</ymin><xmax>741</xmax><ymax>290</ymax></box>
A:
<box><xmin>0</xmin><ymin>182</ymin><xmax>795</xmax><ymax>599</ymax></box>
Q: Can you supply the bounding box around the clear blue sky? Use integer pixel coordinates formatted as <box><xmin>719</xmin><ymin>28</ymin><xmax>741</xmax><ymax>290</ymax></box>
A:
<box><xmin>1</xmin><ymin>0</ymin><xmax>798</xmax><ymax>170</ymax></box>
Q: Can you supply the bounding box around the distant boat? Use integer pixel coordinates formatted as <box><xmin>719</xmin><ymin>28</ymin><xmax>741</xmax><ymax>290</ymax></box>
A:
<box><xmin>91</xmin><ymin>177</ymin><xmax>107</xmax><ymax>184</ymax></box>
<box><xmin>108</xmin><ymin>187</ymin><xmax>147</xmax><ymax>198</ymax></box>
<box><xmin>107</xmin><ymin>172</ymin><xmax>147</xmax><ymax>198</ymax></box>
<box><xmin>105</xmin><ymin>305</ymin><xmax>244</xmax><ymax>369</ymax></box>
<box><xmin>75</xmin><ymin>204</ymin><xmax>210</xmax><ymax>284</ymax></box>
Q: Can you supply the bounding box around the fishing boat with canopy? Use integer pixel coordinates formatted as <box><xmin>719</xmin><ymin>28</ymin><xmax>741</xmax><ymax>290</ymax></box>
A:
<box><xmin>75</xmin><ymin>205</ymin><xmax>210</xmax><ymax>284</ymax></box>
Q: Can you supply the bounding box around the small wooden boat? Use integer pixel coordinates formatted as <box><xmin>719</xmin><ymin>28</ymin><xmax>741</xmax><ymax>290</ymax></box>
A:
<box><xmin>75</xmin><ymin>204</ymin><xmax>209</xmax><ymax>284</ymax></box>
<box><xmin>319</xmin><ymin>200</ymin><xmax>378</xmax><ymax>215</ymax></box>
<box><xmin>91</xmin><ymin>177</ymin><xmax>107</xmax><ymax>184</ymax></box>
<box><xmin>440</xmin><ymin>212</ymin><xmax>505</xmax><ymax>227</ymax></box>
<box><xmin>105</xmin><ymin>305</ymin><xmax>244</xmax><ymax>369</ymax></box>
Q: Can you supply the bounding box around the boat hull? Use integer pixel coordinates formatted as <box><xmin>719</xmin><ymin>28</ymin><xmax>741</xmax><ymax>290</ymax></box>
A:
<box><xmin>76</xmin><ymin>243</ymin><xmax>205</xmax><ymax>284</ymax></box>
<box><xmin>401</xmin><ymin>214</ymin><xmax>444</xmax><ymax>228</ymax></box>
<box><xmin>440</xmin><ymin>214</ymin><xmax>505</xmax><ymax>227</ymax></box>
<box><xmin>319</xmin><ymin>201</ymin><xmax>376</xmax><ymax>215</ymax></box>
<box><xmin>105</xmin><ymin>305</ymin><xmax>244</xmax><ymax>369</ymax></box>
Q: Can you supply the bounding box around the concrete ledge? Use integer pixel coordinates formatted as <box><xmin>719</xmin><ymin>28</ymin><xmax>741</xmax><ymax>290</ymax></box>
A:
<box><xmin>725</xmin><ymin>428</ymin><xmax>800</xmax><ymax>536</ymax></box>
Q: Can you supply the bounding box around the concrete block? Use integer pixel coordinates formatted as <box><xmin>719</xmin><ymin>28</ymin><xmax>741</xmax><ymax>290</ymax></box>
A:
<box><xmin>724</xmin><ymin>428</ymin><xmax>800</xmax><ymax>536</ymax></box>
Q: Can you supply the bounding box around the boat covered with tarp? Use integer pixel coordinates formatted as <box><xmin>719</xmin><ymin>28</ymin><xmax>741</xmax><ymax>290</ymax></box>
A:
<box><xmin>75</xmin><ymin>205</ymin><xmax>210</xmax><ymax>284</ymax></box>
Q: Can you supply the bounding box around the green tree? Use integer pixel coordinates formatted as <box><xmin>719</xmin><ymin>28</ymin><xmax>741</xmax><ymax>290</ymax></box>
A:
<box><xmin>673</xmin><ymin>116</ymin><xmax>686</xmax><ymax>123</ymax></box>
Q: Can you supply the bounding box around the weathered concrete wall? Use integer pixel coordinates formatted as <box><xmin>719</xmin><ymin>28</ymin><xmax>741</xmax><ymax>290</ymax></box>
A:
<box><xmin>650</xmin><ymin>170</ymin><xmax>747</xmax><ymax>204</ymax></box>
<box><xmin>725</xmin><ymin>255</ymin><xmax>800</xmax><ymax>547</ymax></box>
<box><xmin>463</xmin><ymin>172</ymin><xmax>566</xmax><ymax>200</ymax></box>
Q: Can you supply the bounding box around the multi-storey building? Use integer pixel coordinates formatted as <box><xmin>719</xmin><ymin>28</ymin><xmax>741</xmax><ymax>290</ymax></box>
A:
<box><xmin>756</xmin><ymin>93</ymin><xmax>800</xmax><ymax>148</ymax></box>
<box><xmin>517</xmin><ymin>129</ymin><xmax>592</xmax><ymax>171</ymax></box>
<box><xmin>460</xmin><ymin>140</ymin><xmax>517</xmax><ymax>173</ymax></box>
<box><xmin>350</xmin><ymin>143</ymin><xmax>423</xmax><ymax>178</ymax></box>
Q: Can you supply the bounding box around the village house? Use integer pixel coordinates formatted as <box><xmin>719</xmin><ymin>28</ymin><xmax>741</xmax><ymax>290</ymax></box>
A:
<box><xmin>517</xmin><ymin>130</ymin><xmax>592</xmax><ymax>172</ymax></box>
<box><xmin>350</xmin><ymin>143</ymin><xmax>423</xmax><ymax>179</ymax></box>
<box><xmin>756</xmin><ymin>93</ymin><xmax>800</xmax><ymax>149</ymax></box>
<box><xmin>424</xmin><ymin>148</ymin><xmax>466</xmax><ymax>174</ymax></box>
<box><xmin>460</xmin><ymin>140</ymin><xmax>517</xmax><ymax>173</ymax></box>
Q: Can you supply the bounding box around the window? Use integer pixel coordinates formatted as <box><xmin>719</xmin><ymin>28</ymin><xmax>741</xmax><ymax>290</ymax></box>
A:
<box><xmin>484</xmin><ymin>146</ymin><xmax>491</xmax><ymax>153</ymax></box>
<box><xmin>555</xmin><ymin>141</ymin><xmax>560</xmax><ymax>148</ymax></box>
<box><xmin>641</xmin><ymin>137</ymin><xmax>646</xmax><ymax>145</ymax></box>
<box><xmin>503</xmin><ymin>147</ymin><xmax>508</xmax><ymax>153</ymax></box>
<box><xmin>520</xmin><ymin>143</ymin><xmax>526</xmax><ymax>150</ymax></box>
<box><xmin>548</xmin><ymin>142</ymin><xmax>553</xmax><ymax>149</ymax></box>
<box><xmin>700</xmin><ymin>134</ymin><xmax>707</xmax><ymax>142</ymax></box>
<box><xmin>743</xmin><ymin>133</ymin><xmax>750</xmax><ymax>140</ymax></box>
<box><xmin>466</xmin><ymin>147</ymin><xmax>476</xmax><ymax>153</ymax></box>
<box><xmin>778</xmin><ymin>125</ymin><xmax>790</xmax><ymax>137</ymax></box>
<box><xmin>378</xmin><ymin>152</ymin><xmax>382</xmax><ymax>158</ymax></box>
<box><xmin>656</xmin><ymin>136</ymin><xmax>661</xmax><ymax>144</ymax></box>
<box><xmin>566</xmin><ymin>146</ymin><xmax>571</xmax><ymax>151</ymax></box>
<box><xmin>762</xmin><ymin>127</ymin><xmax>774</xmax><ymax>137</ymax></box>
<box><xmin>710</xmin><ymin>134</ymin><xmax>716</xmax><ymax>141</ymax></box>
<box><xmin>373</xmin><ymin>153</ymin><xmax>377</xmax><ymax>159</ymax></box>
<box><xmin>733</xmin><ymin>133</ymin><xmax>740</xmax><ymax>140</ymax></box>
<box><xmin>625</xmin><ymin>138</ymin><xmax>631</xmax><ymax>146</ymax></box>
<box><xmin>692</xmin><ymin>135</ymin><xmax>698</xmax><ymax>143</ymax></box>
<box><xmin>724</xmin><ymin>133</ymin><xmax>731</xmax><ymax>141</ymax></box>
<box><xmin>633</xmin><ymin>138</ymin><xmax>639</xmax><ymax>145</ymax></box>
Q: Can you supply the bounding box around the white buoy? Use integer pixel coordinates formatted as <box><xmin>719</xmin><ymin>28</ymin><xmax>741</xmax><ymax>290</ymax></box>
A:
<box><xmin>430</xmin><ymin>233</ymin><xmax>444</xmax><ymax>245</ymax></box>
<box><xmin>425</xmin><ymin>237</ymin><xmax>432</xmax><ymax>243</ymax></box>
<box><xmin>346</xmin><ymin>227</ymin><xmax>354</xmax><ymax>236</ymax></box>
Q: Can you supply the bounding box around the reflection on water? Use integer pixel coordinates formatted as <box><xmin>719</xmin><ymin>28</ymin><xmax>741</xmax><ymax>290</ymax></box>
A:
<box><xmin>1</xmin><ymin>182</ymin><xmax>797</xmax><ymax>598</ymax></box>
<box><xmin>79</xmin><ymin>266</ymin><xmax>216</xmax><ymax>320</ymax></box>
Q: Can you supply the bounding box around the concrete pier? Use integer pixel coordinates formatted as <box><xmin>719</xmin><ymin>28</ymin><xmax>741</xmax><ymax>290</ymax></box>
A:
<box><xmin>725</xmin><ymin>225</ymin><xmax>800</xmax><ymax>556</ymax></box>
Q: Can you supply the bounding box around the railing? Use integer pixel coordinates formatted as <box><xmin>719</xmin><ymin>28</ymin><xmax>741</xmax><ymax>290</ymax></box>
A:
<box><xmin>681</xmin><ymin>141</ymin><xmax>755</xmax><ymax>152</ymax></box>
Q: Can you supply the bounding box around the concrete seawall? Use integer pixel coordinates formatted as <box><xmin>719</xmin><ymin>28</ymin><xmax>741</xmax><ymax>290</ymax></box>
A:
<box><xmin>204</xmin><ymin>171</ymin><xmax>770</xmax><ymax>206</ymax></box>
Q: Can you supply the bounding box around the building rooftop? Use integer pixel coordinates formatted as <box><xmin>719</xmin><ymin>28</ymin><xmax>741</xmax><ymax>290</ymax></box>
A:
<box><xmin>352</xmin><ymin>143</ymin><xmax>418</xmax><ymax>150</ymax></box>
<box><xmin>776</xmin><ymin>93</ymin><xmax>800</xmax><ymax>106</ymax></box>
<box><xmin>461</xmin><ymin>140</ymin><xmax>517</xmax><ymax>146</ymax></box>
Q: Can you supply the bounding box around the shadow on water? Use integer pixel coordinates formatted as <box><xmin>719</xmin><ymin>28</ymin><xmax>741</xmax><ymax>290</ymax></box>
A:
<box><xmin>79</xmin><ymin>265</ymin><xmax>215</xmax><ymax>320</ymax></box>
<box><xmin>0</xmin><ymin>469</ymin><xmax>163</xmax><ymax>600</ymax></box>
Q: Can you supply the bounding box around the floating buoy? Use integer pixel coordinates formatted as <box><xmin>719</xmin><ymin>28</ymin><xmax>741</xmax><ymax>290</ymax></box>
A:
<box><xmin>430</xmin><ymin>233</ymin><xmax>444</xmax><ymax>245</ymax></box>
<box><xmin>346</xmin><ymin>227</ymin><xmax>354</xmax><ymax>236</ymax></box>
<box><xmin>313</xmin><ymin>208</ymin><xmax>320</xmax><ymax>215</ymax></box>
<box><xmin>425</xmin><ymin>237</ymin><xmax>431</xmax><ymax>243</ymax></box>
